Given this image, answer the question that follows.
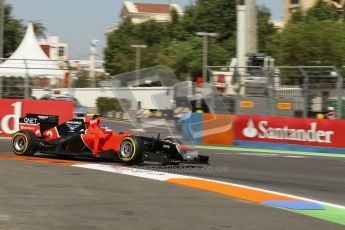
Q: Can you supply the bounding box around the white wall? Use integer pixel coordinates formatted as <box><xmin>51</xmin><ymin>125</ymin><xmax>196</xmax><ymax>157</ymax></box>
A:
<box><xmin>32</xmin><ymin>87</ymin><xmax>174</xmax><ymax>110</ymax></box>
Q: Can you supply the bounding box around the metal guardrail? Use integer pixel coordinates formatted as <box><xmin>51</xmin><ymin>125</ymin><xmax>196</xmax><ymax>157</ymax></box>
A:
<box><xmin>1</xmin><ymin>63</ymin><xmax>345</xmax><ymax>120</ymax></box>
<box><xmin>191</xmin><ymin>66</ymin><xmax>344</xmax><ymax>119</ymax></box>
<box><xmin>0</xmin><ymin>58</ymin><xmax>69</xmax><ymax>99</ymax></box>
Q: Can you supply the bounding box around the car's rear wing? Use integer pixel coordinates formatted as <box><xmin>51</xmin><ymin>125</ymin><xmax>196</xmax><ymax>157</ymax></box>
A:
<box><xmin>19</xmin><ymin>114</ymin><xmax>59</xmax><ymax>133</ymax></box>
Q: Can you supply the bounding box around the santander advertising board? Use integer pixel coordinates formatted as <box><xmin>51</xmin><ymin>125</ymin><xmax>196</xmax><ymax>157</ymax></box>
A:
<box><xmin>236</xmin><ymin>115</ymin><xmax>345</xmax><ymax>148</ymax></box>
<box><xmin>0</xmin><ymin>99</ymin><xmax>74</xmax><ymax>137</ymax></box>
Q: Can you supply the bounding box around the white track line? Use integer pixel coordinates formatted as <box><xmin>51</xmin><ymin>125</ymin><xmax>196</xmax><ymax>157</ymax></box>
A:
<box><xmin>74</xmin><ymin>164</ymin><xmax>190</xmax><ymax>181</ymax></box>
<box><xmin>73</xmin><ymin>163</ymin><xmax>345</xmax><ymax>210</ymax></box>
<box><xmin>0</xmin><ymin>214</ymin><xmax>10</xmax><ymax>221</ymax></box>
<box><xmin>284</xmin><ymin>155</ymin><xmax>307</xmax><ymax>158</ymax></box>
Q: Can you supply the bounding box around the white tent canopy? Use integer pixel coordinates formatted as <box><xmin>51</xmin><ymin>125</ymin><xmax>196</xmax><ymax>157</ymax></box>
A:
<box><xmin>0</xmin><ymin>23</ymin><xmax>65</xmax><ymax>78</ymax></box>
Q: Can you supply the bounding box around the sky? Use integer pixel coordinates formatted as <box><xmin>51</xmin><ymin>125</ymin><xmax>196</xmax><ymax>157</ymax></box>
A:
<box><xmin>7</xmin><ymin>0</ymin><xmax>283</xmax><ymax>60</ymax></box>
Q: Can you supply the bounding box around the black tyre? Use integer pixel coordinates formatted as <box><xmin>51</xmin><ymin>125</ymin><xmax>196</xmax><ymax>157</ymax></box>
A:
<box><xmin>12</xmin><ymin>131</ymin><xmax>38</xmax><ymax>156</ymax></box>
<box><xmin>118</xmin><ymin>136</ymin><xmax>144</xmax><ymax>165</ymax></box>
<box><xmin>164</xmin><ymin>137</ymin><xmax>183</xmax><ymax>145</ymax></box>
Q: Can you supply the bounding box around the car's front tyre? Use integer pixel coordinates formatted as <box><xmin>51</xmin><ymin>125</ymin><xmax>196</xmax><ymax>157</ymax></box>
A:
<box><xmin>118</xmin><ymin>136</ymin><xmax>144</xmax><ymax>165</ymax></box>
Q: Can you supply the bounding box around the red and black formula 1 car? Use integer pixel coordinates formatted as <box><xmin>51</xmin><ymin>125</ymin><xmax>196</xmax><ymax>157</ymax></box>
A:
<box><xmin>11</xmin><ymin>113</ymin><xmax>208</xmax><ymax>165</ymax></box>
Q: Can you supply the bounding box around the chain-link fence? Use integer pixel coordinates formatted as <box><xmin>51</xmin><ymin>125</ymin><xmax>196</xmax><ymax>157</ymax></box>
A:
<box><xmin>0</xmin><ymin>58</ymin><xmax>110</xmax><ymax>100</ymax></box>
<box><xmin>0</xmin><ymin>58</ymin><xmax>69</xmax><ymax>99</ymax></box>
<box><xmin>1</xmin><ymin>61</ymin><xmax>345</xmax><ymax>120</ymax></box>
<box><xmin>177</xmin><ymin>66</ymin><xmax>344</xmax><ymax>119</ymax></box>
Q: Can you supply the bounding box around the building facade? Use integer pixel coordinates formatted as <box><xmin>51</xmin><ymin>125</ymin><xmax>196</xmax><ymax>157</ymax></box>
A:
<box><xmin>39</xmin><ymin>36</ymin><xmax>68</xmax><ymax>61</ymax></box>
<box><xmin>120</xmin><ymin>1</ymin><xmax>183</xmax><ymax>24</ymax></box>
<box><xmin>107</xmin><ymin>1</ymin><xmax>183</xmax><ymax>35</ymax></box>
<box><xmin>68</xmin><ymin>59</ymin><xmax>106</xmax><ymax>77</ymax></box>
<box><xmin>284</xmin><ymin>0</ymin><xmax>345</xmax><ymax>22</ymax></box>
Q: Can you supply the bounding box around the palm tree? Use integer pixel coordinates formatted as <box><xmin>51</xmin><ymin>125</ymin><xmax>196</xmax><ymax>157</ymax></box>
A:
<box><xmin>32</xmin><ymin>21</ymin><xmax>46</xmax><ymax>38</ymax></box>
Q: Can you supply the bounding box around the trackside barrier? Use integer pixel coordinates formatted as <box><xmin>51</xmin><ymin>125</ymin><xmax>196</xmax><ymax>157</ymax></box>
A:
<box><xmin>181</xmin><ymin>113</ymin><xmax>345</xmax><ymax>154</ymax></box>
<box><xmin>0</xmin><ymin>99</ymin><xmax>74</xmax><ymax>137</ymax></box>
<box><xmin>202</xmin><ymin>113</ymin><xmax>234</xmax><ymax>145</ymax></box>
<box><xmin>182</xmin><ymin>113</ymin><xmax>203</xmax><ymax>144</ymax></box>
<box><xmin>235</xmin><ymin>115</ymin><xmax>345</xmax><ymax>154</ymax></box>
<box><xmin>182</xmin><ymin>113</ymin><xmax>234</xmax><ymax>145</ymax></box>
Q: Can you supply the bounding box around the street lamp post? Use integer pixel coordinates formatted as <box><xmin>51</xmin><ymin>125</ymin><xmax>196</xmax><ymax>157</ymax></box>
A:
<box><xmin>0</xmin><ymin>0</ymin><xmax>4</xmax><ymax>98</ymax></box>
<box><xmin>196</xmin><ymin>32</ymin><xmax>217</xmax><ymax>84</ymax></box>
<box><xmin>89</xmin><ymin>39</ymin><xmax>98</xmax><ymax>88</ymax></box>
<box><xmin>131</xmin><ymin>44</ymin><xmax>147</xmax><ymax>85</ymax></box>
<box><xmin>0</xmin><ymin>0</ymin><xmax>4</xmax><ymax>60</ymax></box>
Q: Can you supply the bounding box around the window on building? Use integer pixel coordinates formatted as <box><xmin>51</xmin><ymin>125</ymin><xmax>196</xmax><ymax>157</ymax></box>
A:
<box><xmin>290</xmin><ymin>0</ymin><xmax>299</xmax><ymax>4</ymax></box>
<box><xmin>58</xmin><ymin>47</ymin><xmax>65</xmax><ymax>57</ymax></box>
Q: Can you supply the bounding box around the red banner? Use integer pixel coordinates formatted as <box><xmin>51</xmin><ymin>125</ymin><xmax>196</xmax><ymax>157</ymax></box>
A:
<box><xmin>235</xmin><ymin>115</ymin><xmax>345</xmax><ymax>148</ymax></box>
<box><xmin>0</xmin><ymin>99</ymin><xmax>74</xmax><ymax>137</ymax></box>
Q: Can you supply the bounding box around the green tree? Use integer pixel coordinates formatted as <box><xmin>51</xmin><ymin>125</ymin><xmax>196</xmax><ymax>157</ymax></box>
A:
<box><xmin>3</xmin><ymin>4</ymin><xmax>25</xmax><ymax>57</ymax></box>
<box><xmin>32</xmin><ymin>21</ymin><xmax>46</xmax><ymax>38</ymax></box>
<box><xmin>105</xmin><ymin>19</ymin><xmax>173</xmax><ymax>74</ymax></box>
<box><xmin>271</xmin><ymin>19</ymin><xmax>345</xmax><ymax>66</ymax></box>
<box><xmin>306</xmin><ymin>0</ymin><xmax>339</xmax><ymax>21</ymax></box>
<box><xmin>104</xmin><ymin>20</ymin><xmax>137</xmax><ymax>74</ymax></box>
<box><xmin>104</xmin><ymin>0</ymin><xmax>281</xmax><ymax>79</ymax></box>
<box><xmin>268</xmin><ymin>0</ymin><xmax>345</xmax><ymax>66</ymax></box>
<box><xmin>170</xmin><ymin>8</ymin><xmax>180</xmax><ymax>25</ymax></box>
<box><xmin>257</xmin><ymin>6</ymin><xmax>277</xmax><ymax>54</ymax></box>
<box><xmin>289</xmin><ymin>9</ymin><xmax>305</xmax><ymax>23</ymax></box>
<box><xmin>3</xmin><ymin>4</ymin><xmax>46</xmax><ymax>57</ymax></box>
<box><xmin>73</xmin><ymin>70</ymin><xmax>91</xmax><ymax>88</ymax></box>
<box><xmin>162</xmin><ymin>37</ymin><xmax>230</xmax><ymax>80</ymax></box>
<box><xmin>176</xmin><ymin>0</ymin><xmax>236</xmax><ymax>42</ymax></box>
<box><xmin>288</xmin><ymin>1</ymin><xmax>339</xmax><ymax>24</ymax></box>
<box><xmin>104</xmin><ymin>0</ymin><xmax>237</xmax><ymax>77</ymax></box>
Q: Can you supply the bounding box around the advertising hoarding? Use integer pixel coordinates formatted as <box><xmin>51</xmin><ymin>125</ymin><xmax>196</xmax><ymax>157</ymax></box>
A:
<box><xmin>235</xmin><ymin>115</ymin><xmax>345</xmax><ymax>148</ymax></box>
<box><xmin>0</xmin><ymin>99</ymin><xmax>74</xmax><ymax>137</ymax></box>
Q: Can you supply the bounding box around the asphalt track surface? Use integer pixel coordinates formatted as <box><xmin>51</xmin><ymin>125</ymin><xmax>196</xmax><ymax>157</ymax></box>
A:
<box><xmin>0</xmin><ymin>120</ymin><xmax>344</xmax><ymax>229</ymax></box>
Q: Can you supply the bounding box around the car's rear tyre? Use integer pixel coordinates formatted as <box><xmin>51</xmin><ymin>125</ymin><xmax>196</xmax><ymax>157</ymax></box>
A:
<box><xmin>118</xmin><ymin>136</ymin><xmax>144</xmax><ymax>165</ymax></box>
<box><xmin>12</xmin><ymin>131</ymin><xmax>38</xmax><ymax>156</ymax></box>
